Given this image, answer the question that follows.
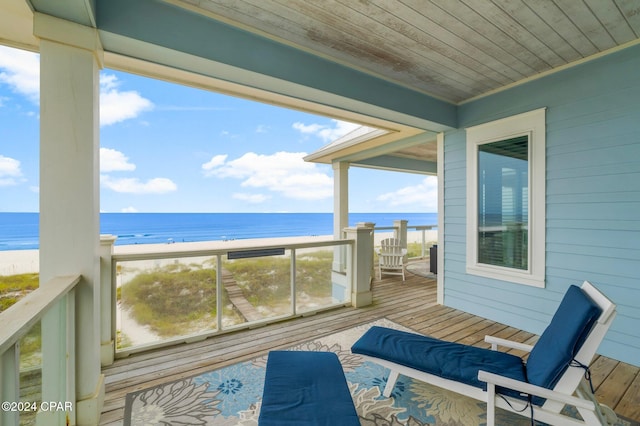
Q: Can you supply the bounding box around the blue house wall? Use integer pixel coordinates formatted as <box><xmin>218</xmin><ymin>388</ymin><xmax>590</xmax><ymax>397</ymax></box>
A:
<box><xmin>443</xmin><ymin>44</ymin><xmax>640</xmax><ymax>366</ymax></box>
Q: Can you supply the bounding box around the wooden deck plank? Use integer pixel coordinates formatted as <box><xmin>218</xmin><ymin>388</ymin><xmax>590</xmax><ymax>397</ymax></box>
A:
<box><xmin>99</xmin><ymin>268</ymin><xmax>640</xmax><ymax>425</ymax></box>
<box><xmin>590</xmin><ymin>355</ymin><xmax>620</xmax><ymax>390</ymax></box>
<box><xmin>596</xmin><ymin>362</ymin><xmax>640</xmax><ymax>412</ymax></box>
<box><xmin>617</xmin><ymin>371</ymin><xmax>640</xmax><ymax>422</ymax></box>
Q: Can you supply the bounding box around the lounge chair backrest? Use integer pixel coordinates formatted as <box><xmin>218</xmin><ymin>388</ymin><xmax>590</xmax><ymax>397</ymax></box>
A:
<box><xmin>526</xmin><ymin>284</ymin><xmax>603</xmax><ymax>391</ymax></box>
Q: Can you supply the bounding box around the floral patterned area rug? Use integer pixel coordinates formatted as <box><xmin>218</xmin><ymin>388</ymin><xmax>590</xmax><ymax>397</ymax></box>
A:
<box><xmin>124</xmin><ymin>318</ymin><xmax>634</xmax><ymax>426</ymax></box>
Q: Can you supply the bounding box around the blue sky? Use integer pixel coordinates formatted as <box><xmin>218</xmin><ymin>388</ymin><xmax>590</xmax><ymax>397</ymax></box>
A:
<box><xmin>0</xmin><ymin>45</ymin><xmax>437</xmax><ymax>213</ymax></box>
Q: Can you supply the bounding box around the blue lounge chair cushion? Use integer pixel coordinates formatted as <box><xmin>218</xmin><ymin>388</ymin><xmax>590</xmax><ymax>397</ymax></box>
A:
<box><xmin>526</xmin><ymin>285</ymin><xmax>602</xmax><ymax>390</ymax></box>
<box><xmin>351</xmin><ymin>326</ymin><xmax>527</xmax><ymax>399</ymax></box>
<box><xmin>259</xmin><ymin>351</ymin><xmax>359</xmax><ymax>426</ymax></box>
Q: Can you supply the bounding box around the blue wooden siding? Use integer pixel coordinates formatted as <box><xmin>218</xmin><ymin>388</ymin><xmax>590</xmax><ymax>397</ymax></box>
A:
<box><xmin>444</xmin><ymin>44</ymin><xmax>640</xmax><ymax>366</ymax></box>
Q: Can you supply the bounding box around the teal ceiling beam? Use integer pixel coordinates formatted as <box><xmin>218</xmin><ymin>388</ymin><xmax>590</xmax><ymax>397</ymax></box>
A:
<box><xmin>95</xmin><ymin>0</ymin><xmax>457</xmax><ymax>130</ymax></box>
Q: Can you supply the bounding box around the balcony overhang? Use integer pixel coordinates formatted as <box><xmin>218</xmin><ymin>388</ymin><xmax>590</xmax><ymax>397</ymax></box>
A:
<box><xmin>305</xmin><ymin>125</ymin><xmax>438</xmax><ymax>175</ymax></box>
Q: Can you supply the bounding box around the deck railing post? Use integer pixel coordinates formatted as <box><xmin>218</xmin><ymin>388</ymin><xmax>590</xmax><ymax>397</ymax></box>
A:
<box><xmin>100</xmin><ymin>235</ymin><xmax>117</xmax><ymax>366</ymax></box>
<box><xmin>1</xmin><ymin>343</ymin><xmax>20</xmax><ymax>426</ymax></box>
<box><xmin>394</xmin><ymin>220</ymin><xmax>408</xmax><ymax>266</ymax></box>
<box><xmin>345</xmin><ymin>223</ymin><xmax>374</xmax><ymax>307</ymax></box>
<box><xmin>357</xmin><ymin>222</ymin><xmax>376</xmax><ymax>278</ymax></box>
<box><xmin>393</xmin><ymin>220</ymin><xmax>408</xmax><ymax>249</ymax></box>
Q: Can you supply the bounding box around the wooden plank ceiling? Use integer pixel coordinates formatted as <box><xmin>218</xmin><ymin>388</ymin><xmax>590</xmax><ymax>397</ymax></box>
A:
<box><xmin>174</xmin><ymin>0</ymin><xmax>640</xmax><ymax>104</ymax></box>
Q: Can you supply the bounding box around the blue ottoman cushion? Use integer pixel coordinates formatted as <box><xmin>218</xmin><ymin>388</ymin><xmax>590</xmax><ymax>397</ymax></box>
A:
<box><xmin>259</xmin><ymin>351</ymin><xmax>359</xmax><ymax>425</ymax></box>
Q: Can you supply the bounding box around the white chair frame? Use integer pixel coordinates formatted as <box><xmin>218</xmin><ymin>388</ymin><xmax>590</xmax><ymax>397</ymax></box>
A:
<box><xmin>376</xmin><ymin>237</ymin><xmax>407</xmax><ymax>281</ymax></box>
<box><xmin>358</xmin><ymin>281</ymin><xmax>618</xmax><ymax>426</ymax></box>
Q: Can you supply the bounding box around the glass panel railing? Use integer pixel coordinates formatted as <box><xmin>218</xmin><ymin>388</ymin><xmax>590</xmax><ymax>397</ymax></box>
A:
<box><xmin>295</xmin><ymin>247</ymin><xmax>340</xmax><ymax>313</ymax></box>
<box><xmin>116</xmin><ymin>256</ymin><xmax>219</xmax><ymax>350</ymax></box>
<box><xmin>221</xmin><ymin>249</ymin><xmax>292</xmax><ymax>324</ymax></box>
<box><xmin>112</xmin><ymin>239</ymin><xmax>354</xmax><ymax>354</ymax></box>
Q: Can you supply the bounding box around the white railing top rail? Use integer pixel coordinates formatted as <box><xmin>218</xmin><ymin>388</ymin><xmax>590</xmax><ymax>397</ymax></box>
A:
<box><xmin>372</xmin><ymin>223</ymin><xmax>438</xmax><ymax>231</ymax></box>
<box><xmin>0</xmin><ymin>274</ymin><xmax>81</xmax><ymax>354</ymax></box>
<box><xmin>373</xmin><ymin>224</ymin><xmax>438</xmax><ymax>231</ymax></box>
<box><xmin>112</xmin><ymin>238</ymin><xmax>354</xmax><ymax>262</ymax></box>
<box><xmin>373</xmin><ymin>226</ymin><xmax>396</xmax><ymax>231</ymax></box>
<box><xmin>410</xmin><ymin>224</ymin><xmax>438</xmax><ymax>230</ymax></box>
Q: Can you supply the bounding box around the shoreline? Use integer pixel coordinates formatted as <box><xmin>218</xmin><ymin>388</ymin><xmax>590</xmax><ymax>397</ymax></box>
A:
<box><xmin>0</xmin><ymin>230</ymin><xmax>437</xmax><ymax>276</ymax></box>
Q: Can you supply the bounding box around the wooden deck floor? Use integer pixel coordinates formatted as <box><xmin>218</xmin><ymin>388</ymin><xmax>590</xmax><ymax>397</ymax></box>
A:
<box><xmin>99</xmin><ymin>268</ymin><xmax>640</xmax><ymax>425</ymax></box>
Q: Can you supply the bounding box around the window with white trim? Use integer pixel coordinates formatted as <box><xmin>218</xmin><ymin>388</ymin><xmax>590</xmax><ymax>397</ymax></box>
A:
<box><xmin>466</xmin><ymin>108</ymin><xmax>546</xmax><ymax>287</ymax></box>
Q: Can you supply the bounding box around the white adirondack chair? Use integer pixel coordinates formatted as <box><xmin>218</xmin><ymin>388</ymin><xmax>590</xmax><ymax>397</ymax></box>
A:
<box><xmin>376</xmin><ymin>238</ymin><xmax>407</xmax><ymax>281</ymax></box>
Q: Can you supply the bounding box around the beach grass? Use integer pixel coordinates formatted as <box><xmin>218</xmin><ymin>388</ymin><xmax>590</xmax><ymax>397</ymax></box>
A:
<box><xmin>118</xmin><ymin>249</ymin><xmax>334</xmax><ymax>341</ymax></box>
<box><xmin>406</xmin><ymin>241</ymin><xmax>437</xmax><ymax>258</ymax></box>
<box><xmin>0</xmin><ymin>272</ymin><xmax>39</xmax><ymax>311</ymax></box>
<box><xmin>119</xmin><ymin>263</ymin><xmax>225</xmax><ymax>338</ymax></box>
<box><xmin>0</xmin><ymin>273</ymin><xmax>42</xmax><ymax>370</ymax></box>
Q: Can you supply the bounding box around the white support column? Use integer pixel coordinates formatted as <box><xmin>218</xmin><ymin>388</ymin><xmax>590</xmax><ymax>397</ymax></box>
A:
<box><xmin>332</xmin><ymin>162</ymin><xmax>349</xmax><ymax>271</ymax></box>
<box><xmin>345</xmin><ymin>223</ymin><xmax>374</xmax><ymax>308</ymax></box>
<box><xmin>35</xmin><ymin>13</ymin><xmax>104</xmax><ymax>426</ymax></box>
<box><xmin>100</xmin><ymin>235</ymin><xmax>117</xmax><ymax>366</ymax></box>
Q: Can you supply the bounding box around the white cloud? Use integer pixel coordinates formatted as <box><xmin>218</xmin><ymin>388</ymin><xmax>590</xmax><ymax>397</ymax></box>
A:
<box><xmin>100</xmin><ymin>148</ymin><xmax>136</xmax><ymax>172</ymax></box>
<box><xmin>101</xmin><ymin>175</ymin><xmax>177</xmax><ymax>194</ymax></box>
<box><xmin>376</xmin><ymin>176</ymin><xmax>438</xmax><ymax>210</ymax></box>
<box><xmin>292</xmin><ymin>119</ymin><xmax>360</xmax><ymax>142</ymax></box>
<box><xmin>292</xmin><ymin>122</ymin><xmax>325</xmax><ymax>134</ymax></box>
<box><xmin>100</xmin><ymin>74</ymin><xmax>154</xmax><ymax>126</ymax></box>
<box><xmin>233</xmin><ymin>193</ymin><xmax>270</xmax><ymax>203</ymax></box>
<box><xmin>121</xmin><ymin>206</ymin><xmax>139</xmax><ymax>213</ymax></box>
<box><xmin>0</xmin><ymin>46</ymin><xmax>40</xmax><ymax>103</ymax></box>
<box><xmin>0</xmin><ymin>155</ymin><xmax>23</xmax><ymax>186</ymax></box>
<box><xmin>202</xmin><ymin>154</ymin><xmax>228</xmax><ymax>172</ymax></box>
<box><xmin>0</xmin><ymin>46</ymin><xmax>153</xmax><ymax>125</ymax></box>
<box><xmin>202</xmin><ymin>151</ymin><xmax>333</xmax><ymax>200</ymax></box>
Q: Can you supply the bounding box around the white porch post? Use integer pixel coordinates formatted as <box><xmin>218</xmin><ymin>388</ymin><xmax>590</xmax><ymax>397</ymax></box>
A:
<box><xmin>332</xmin><ymin>161</ymin><xmax>349</xmax><ymax>271</ymax></box>
<box><xmin>35</xmin><ymin>13</ymin><xmax>104</xmax><ymax>426</ymax></box>
<box><xmin>345</xmin><ymin>223</ymin><xmax>374</xmax><ymax>307</ymax></box>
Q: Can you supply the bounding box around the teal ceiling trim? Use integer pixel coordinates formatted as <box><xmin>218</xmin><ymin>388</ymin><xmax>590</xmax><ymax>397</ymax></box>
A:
<box><xmin>95</xmin><ymin>0</ymin><xmax>456</xmax><ymax>129</ymax></box>
<box><xmin>31</xmin><ymin>0</ymin><xmax>97</xmax><ymax>27</ymax></box>
<box><xmin>353</xmin><ymin>155</ymin><xmax>436</xmax><ymax>175</ymax></box>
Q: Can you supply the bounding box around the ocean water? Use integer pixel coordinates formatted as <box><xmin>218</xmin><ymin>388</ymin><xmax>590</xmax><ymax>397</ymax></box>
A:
<box><xmin>0</xmin><ymin>212</ymin><xmax>437</xmax><ymax>251</ymax></box>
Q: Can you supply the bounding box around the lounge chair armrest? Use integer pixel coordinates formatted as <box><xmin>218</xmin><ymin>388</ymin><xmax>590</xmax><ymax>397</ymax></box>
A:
<box><xmin>484</xmin><ymin>335</ymin><xmax>534</xmax><ymax>352</ymax></box>
<box><xmin>478</xmin><ymin>370</ymin><xmax>595</xmax><ymax>410</ymax></box>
